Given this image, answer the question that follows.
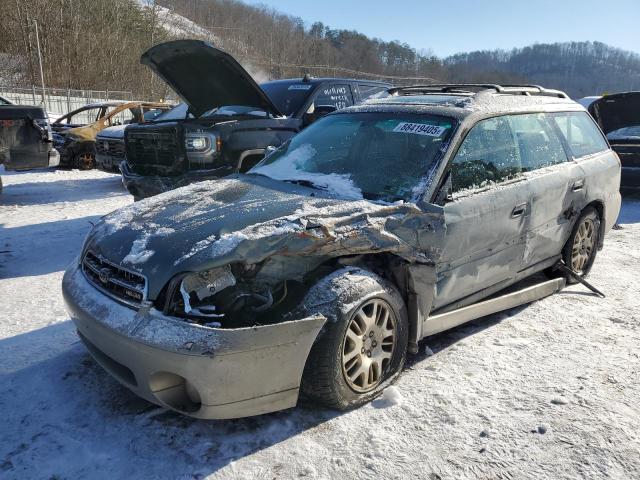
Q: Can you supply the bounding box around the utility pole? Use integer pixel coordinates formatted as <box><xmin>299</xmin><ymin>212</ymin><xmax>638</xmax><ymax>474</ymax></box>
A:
<box><xmin>34</xmin><ymin>20</ymin><xmax>46</xmax><ymax>106</ymax></box>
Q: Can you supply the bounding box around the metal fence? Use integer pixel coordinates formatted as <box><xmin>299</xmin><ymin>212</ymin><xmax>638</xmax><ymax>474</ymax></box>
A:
<box><xmin>0</xmin><ymin>85</ymin><xmax>134</xmax><ymax>121</ymax></box>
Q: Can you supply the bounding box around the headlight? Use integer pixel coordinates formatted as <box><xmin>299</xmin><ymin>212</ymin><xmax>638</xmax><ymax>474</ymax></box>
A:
<box><xmin>185</xmin><ymin>133</ymin><xmax>218</xmax><ymax>152</ymax></box>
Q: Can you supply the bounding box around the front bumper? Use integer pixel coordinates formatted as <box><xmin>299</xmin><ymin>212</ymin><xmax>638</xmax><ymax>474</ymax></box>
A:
<box><xmin>62</xmin><ymin>264</ymin><xmax>325</xmax><ymax>419</ymax></box>
<box><xmin>120</xmin><ymin>161</ymin><xmax>229</xmax><ymax>200</ymax></box>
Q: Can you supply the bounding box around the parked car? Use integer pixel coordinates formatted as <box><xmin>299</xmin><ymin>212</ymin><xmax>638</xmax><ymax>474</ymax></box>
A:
<box><xmin>1</xmin><ymin>102</ymin><xmax>59</xmax><ymax>192</ymax></box>
<box><xmin>96</xmin><ymin>103</ymin><xmax>188</xmax><ymax>172</ymax></box>
<box><xmin>580</xmin><ymin>92</ymin><xmax>639</xmax><ymax>190</ymax></box>
<box><xmin>63</xmin><ymin>84</ymin><xmax>620</xmax><ymax>419</ymax></box>
<box><xmin>121</xmin><ymin>39</ymin><xmax>390</xmax><ymax>200</ymax></box>
<box><xmin>52</xmin><ymin>101</ymin><xmax>172</xmax><ymax>169</ymax></box>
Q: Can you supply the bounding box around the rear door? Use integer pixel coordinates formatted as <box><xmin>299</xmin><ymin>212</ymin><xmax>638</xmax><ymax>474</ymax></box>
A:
<box><xmin>508</xmin><ymin>112</ymin><xmax>578</xmax><ymax>270</ymax></box>
<box><xmin>434</xmin><ymin>115</ymin><xmax>529</xmax><ymax>310</ymax></box>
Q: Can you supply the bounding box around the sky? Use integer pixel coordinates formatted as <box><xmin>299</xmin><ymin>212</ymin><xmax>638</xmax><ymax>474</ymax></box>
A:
<box><xmin>244</xmin><ymin>0</ymin><xmax>640</xmax><ymax>57</ymax></box>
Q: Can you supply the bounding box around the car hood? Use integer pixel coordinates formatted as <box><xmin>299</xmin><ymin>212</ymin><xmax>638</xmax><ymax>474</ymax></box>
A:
<box><xmin>85</xmin><ymin>174</ymin><xmax>445</xmax><ymax>299</ymax></box>
<box><xmin>141</xmin><ymin>40</ymin><xmax>282</xmax><ymax>118</ymax></box>
<box><xmin>588</xmin><ymin>92</ymin><xmax>640</xmax><ymax>136</ymax></box>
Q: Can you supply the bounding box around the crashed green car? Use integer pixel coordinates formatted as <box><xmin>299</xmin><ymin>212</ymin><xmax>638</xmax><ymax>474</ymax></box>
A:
<box><xmin>63</xmin><ymin>84</ymin><xmax>621</xmax><ymax>419</ymax></box>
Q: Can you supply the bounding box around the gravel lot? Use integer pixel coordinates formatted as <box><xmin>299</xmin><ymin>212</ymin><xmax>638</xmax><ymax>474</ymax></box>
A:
<box><xmin>1</xmin><ymin>169</ymin><xmax>639</xmax><ymax>480</ymax></box>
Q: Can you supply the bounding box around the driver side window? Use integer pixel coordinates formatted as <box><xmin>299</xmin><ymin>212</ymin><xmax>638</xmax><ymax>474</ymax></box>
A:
<box><xmin>451</xmin><ymin>116</ymin><xmax>521</xmax><ymax>193</ymax></box>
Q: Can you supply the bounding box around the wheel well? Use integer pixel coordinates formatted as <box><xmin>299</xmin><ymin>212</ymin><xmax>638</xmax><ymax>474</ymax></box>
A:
<box><xmin>583</xmin><ymin>200</ymin><xmax>605</xmax><ymax>249</ymax></box>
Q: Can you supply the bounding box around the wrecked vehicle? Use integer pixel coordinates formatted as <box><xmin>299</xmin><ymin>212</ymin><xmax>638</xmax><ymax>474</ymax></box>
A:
<box><xmin>63</xmin><ymin>84</ymin><xmax>621</xmax><ymax>419</ymax></box>
<box><xmin>52</xmin><ymin>101</ymin><xmax>172</xmax><ymax>169</ymax></box>
<box><xmin>1</xmin><ymin>102</ymin><xmax>60</xmax><ymax>192</ymax></box>
<box><xmin>121</xmin><ymin>39</ymin><xmax>390</xmax><ymax>200</ymax></box>
<box><xmin>582</xmin><ymin>92</ymin><xmax>640</xmax><ymax>190</ymax></box>
<box><xmin>96</xmin><ymin>103</ymin><xmax>187</xmax><ymax>172</ymax></box>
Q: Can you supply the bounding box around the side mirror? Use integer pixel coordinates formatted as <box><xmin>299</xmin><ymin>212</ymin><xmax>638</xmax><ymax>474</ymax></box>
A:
<box><xmin>302</xmin><ymin>104</ymin><xmax>337</xmax><ymax>126</ymax></box>
<box><xmin>314</xmin><ymin>104</ymin><xmax>337</xmax><ymax>116</ymax></box>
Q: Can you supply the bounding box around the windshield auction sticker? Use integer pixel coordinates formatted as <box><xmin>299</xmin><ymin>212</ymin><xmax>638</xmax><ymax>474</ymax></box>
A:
<box><xmin>288</xmin><ymin>84</ymin><xmax>313</xmax><ymax>90</ymax></box>
<box><xmin>392</xmin><ymin>122</ymin><xmax>447</xmax><ymax>136</ymax></box>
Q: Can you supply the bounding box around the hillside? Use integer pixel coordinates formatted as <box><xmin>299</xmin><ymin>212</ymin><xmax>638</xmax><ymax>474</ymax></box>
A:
<box><xmin>2</xmin><ymin>0</ymin><xmax>639</xmax><ymax>99</ymax></box>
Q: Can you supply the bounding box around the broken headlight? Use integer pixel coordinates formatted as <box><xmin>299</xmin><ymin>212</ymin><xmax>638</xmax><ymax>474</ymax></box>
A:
<box><xmin>178</xmin><ymin>266</ymin><xmax>236</xmax><ymax>320</ymax></box>
<box><xmin>171</xmin><ymin>263</ymin><xmax>286</xmax><ymax>326</ymax></box>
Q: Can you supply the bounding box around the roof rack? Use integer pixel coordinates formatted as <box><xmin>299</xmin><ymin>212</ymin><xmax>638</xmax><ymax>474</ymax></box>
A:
<box><xmin>388</xmin><ymin>83</ymin><xmax>569</xmax><ymax>99</ymax></box>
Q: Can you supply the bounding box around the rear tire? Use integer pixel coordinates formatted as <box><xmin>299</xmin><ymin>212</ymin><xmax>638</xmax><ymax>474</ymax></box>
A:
<box><xmin>299</xmin><ymin>267</ymin><xmax>408</xmax><ymax>410</ymax></box>
<box><xmin>546</xmin><ymin>206</ymin><xmax>601</xmax><ymax>284</ymax></box>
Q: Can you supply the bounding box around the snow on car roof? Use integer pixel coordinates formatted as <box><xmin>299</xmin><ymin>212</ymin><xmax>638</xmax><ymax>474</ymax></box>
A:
<box><xmin>347</xmin><ymin>91</ymin><xmax>583</xmax><ymax>120</ymax></box>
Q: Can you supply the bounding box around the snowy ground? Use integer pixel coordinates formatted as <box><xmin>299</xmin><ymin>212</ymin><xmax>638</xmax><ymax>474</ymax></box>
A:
<box><xmin>1</xmin><ymin>169</ymin><xmax>639</xmax><ymax>480</ymax></box>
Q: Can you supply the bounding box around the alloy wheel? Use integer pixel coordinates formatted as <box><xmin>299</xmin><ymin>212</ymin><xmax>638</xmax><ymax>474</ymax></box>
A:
<box><xmin>341</xmin><ymin>298</ymin><xmax>396</xmax><ymax>393</ymax></box>
<box><xmin>571</xmin><ymin>217</ymin><xmax>595</xmax><ymax>274</ymax></box>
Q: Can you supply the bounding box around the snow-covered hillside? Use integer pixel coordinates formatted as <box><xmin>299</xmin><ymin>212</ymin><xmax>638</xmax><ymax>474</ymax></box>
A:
<box><xmin>136</xmin><ymin>0</ymin><xmax>220</xmax><ymax>45</ymax></box>
<box><xmin>1</xmin><ymin>169</ymin><xmax>639</xmax><ymax>479</ymax></box>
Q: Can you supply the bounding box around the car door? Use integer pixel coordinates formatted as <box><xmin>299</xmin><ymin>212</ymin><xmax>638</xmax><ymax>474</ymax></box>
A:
<box><xmin>433</xmin><ymin>115</ymin><xmax>530</xmax><ymax>310</ymax></box>
<box><xmin>510</xmin><ymin>112</ymin><xmax>582</xmax><ymax>270</ymax></box>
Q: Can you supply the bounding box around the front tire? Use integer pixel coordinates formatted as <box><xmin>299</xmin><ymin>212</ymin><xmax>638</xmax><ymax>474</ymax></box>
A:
<box><xmin>300</xmin><ymin>267</ymin><xmax>408</xmax><ymax>410</ymax></box>
<box><xmin>75</xmin><ymin>151</ymin><xmax>96</xmax><ymax>170</ymax></box>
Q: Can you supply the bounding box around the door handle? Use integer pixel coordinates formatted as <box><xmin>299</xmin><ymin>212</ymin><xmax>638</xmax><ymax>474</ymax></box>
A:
<box><xmin>511</xmin><ymin>203</ymin><xmax>527</xmax><ymax>218</ymax></box>
<box><xmin>572</xmin><ymin>179</ymin><xmax>584</xmax><ymax>192</ymax></box>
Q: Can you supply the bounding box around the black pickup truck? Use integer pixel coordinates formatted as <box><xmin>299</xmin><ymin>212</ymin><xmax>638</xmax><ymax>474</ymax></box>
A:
<box><xmin>121</xmin><ymin>40</ymin><xmax>389</xmax><ymax>199</ymax></box>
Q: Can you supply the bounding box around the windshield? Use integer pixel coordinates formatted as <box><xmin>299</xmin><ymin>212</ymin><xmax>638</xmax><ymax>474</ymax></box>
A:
<box><xmin>202</xmin><ymin>105</ymin><xmax>269</xmax><ymax>118</ymax></box>
<box><xmin>260</xmin><ymin>81</ymin><xmax>314</xmax><ymax>116</ymax></box>
<box><xmin>251</xmin><ymin>112</ymin><xmax>455</xmax><ymax>202</ymax></box>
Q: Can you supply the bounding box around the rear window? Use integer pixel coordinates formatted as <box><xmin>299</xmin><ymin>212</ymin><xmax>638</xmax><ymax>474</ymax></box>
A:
<box><xmin>551</xmin><ymin>112</ymin><xmax>609</xmax><ymax>158</ymax></box>
<box><xmin>260</xmin><ymin>81</ymin><xmax>314</xmax><ymax>116</ymax></box>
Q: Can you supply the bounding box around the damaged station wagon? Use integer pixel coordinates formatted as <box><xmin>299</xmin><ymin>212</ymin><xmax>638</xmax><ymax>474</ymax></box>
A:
<box><xmin>63</xmin><ymin>84</ymin><xmax>621</xmax><ymax>419</ymax></box>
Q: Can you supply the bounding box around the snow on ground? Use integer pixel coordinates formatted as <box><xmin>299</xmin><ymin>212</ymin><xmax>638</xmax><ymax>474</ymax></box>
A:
<box><xmin>1</xmin><ymin>169</ymin><xmax>639</xmax><ymax>479</ymax></box>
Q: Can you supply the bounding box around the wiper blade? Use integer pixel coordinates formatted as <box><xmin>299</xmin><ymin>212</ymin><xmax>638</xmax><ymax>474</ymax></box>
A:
<box><xmin>281</xmin><ymin>179</ymin><xmax>327</xmax><ymax>191</ymax></box>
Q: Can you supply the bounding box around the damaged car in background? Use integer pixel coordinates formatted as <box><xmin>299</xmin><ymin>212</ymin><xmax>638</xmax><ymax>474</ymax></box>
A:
<box><xmin>63</xmin><ymin>84</ymin><xmax>620</xmax><ymax>419</ymax></box>
<box><xmin>1</xmin><ymin>101</ymin><xmax>59</xmax><ymax>193</ymax></box>
<box><xmin>581</xmin><ymin>92</ymin><xmax>640</xmax><ymax>190</ymax></box>
<box><xmin>121</xmin><ymin>39</ymin><xmax>390</xmax><ymax>200</ymax></box>
<box><xmin>52</xmin><ymin>101</ymin><xmax>172</xmax><ymax>169</ymax></box>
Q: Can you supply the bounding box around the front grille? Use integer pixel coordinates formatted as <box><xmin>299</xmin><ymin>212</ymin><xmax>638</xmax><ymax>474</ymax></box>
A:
<box><xmin>127</xmin><ymin>129</ymin><xmax>180</xmax><ymax>167</ymax></box>
<box><xmin>82</xmin><ymin>251</ymin><xmax>147</xmax><ymax>306</ymax></box>
<box><xmin>96</xmin><ymin>139</ymin><xmax>126</xmax><ymax>159</ymax></box>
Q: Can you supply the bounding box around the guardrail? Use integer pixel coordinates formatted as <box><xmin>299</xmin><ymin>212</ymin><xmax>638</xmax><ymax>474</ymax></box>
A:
<box><xmin>0</xmin><ymin>85</ymin><xmax>134</xmax><ymax>120</ymax></box>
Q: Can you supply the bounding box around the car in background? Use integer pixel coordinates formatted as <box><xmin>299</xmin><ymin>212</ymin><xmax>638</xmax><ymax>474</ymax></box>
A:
<box><xmin>95</xmin><ymin>105</ymin><xmax>182</xmax><ymax>172</ymax></box>
<box><xmin>580</xmin><ymin>92</ymin><xmax>639</xmax><ymax>190</ymax></box>
<box><xmin>52</xmin><ymin>101</ymin><xmax>172</xmax><ymax>169</ymax></box>
<box><xmin>0</xmin><ymin>102</ymin><xmax>59</xmax><ymax>193</ymax></box>
<box><xmin>63</xmin><ymin>84</ymin><xmax>620</xmax><ymax>419</ymax></box>
<box><xmin>121</xmin><ymin>40</ymin><xmax>390</xmax><ymax>200</ymax></box>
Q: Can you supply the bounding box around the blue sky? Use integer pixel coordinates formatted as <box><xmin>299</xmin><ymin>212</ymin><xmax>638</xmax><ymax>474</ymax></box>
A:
<box><xmin>244</xmin><ymin>0</ymin><xmax>640</xmax><ymax>57</ymax></box>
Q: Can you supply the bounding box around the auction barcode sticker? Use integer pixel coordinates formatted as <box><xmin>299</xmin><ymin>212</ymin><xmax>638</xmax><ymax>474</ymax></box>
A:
<box><xmin>392</xmin><ymin>122</ymin><xmax>447</xmax><ymax>136</ymax></box>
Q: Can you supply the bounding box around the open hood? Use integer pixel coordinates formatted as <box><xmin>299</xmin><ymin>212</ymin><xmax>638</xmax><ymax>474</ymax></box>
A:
<box><xmin>141</xmin><ymin>40</ymin><xmax>282</xmax><ymax>118</ymax></box>
<box><xmin>588</xmin><ymin>92</ymin><xmax>640</xmax><ymax>136</ymax></box>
